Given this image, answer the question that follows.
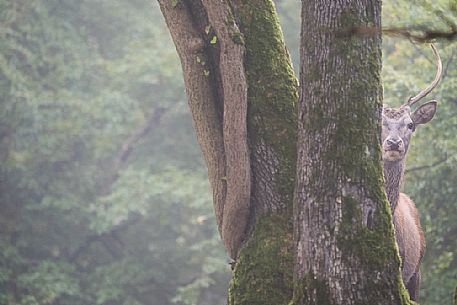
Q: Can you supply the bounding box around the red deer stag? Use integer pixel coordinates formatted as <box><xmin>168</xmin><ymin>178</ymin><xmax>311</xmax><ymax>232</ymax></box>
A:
<box><xmin>381</xmin><ymin>44</ymin><xmax>442</xmax><ymax>302</ymax></box>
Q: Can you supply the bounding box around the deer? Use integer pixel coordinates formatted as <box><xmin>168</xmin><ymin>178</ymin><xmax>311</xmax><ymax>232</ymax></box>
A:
<box><xmin>381</xmin><ymin>44</ymin><xmax>442</xmax><ymax>302</ymax></box>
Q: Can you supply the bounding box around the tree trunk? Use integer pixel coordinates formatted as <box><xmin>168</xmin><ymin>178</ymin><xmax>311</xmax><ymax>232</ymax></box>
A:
<box><xmin>158</xmin><ymin>0</ymin><xmax>417</xmax><ymax>304</ymax></box>
<box><xmin>293</xmin><ymin>1</ymin><xmax>413</xmax><ymax>304</ymax></box>
<box><xmin>158</xmin><ymin>0</ymin><xmax>297</xmax><ymax>304</ymax></box>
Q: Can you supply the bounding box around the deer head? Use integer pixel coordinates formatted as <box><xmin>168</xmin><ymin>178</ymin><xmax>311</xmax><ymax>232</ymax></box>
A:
<box><xmin>382</xmin><ymin>44</ymin><xmax>442</xmax><ymax>163</ymax></box>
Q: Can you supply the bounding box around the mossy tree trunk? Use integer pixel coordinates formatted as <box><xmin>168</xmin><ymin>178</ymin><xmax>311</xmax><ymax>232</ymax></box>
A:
<box><xmin>293</xmin><ymin>0</ymin><xmax>415</xmax><ymax>304</ymax></box>
<box><xmin>158</xmin><ymin>0</ymin><xmax>297</xmax><ymax>304</ymax></box>
<box><xmin>158</xmin><ymin>0</ymin><xmax>417</xmax><ymax>304</ymax></box>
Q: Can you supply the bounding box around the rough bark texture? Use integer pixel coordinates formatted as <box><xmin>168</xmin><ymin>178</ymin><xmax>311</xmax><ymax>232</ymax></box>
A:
<box><xmin>158</xmin><ymin>3</ymin><xmax>297</xmax><ymax>296</ymax></box>
<box><xmin>201</xmin><ymin>0</ymin><xmax>251</xmax><ymax>259</ymax></box>
<box><xmin>158</xmin><ymin>0</ymin><xmax>253</xmax><ymax>259</ymax></box>
<box><xmin>226</xmin><ymin>1</ymin><xmax>298</xmax><ymax>304</ymax></box>
<box><xmin>293</xmin><ymin>1</ymin><xmax>414</xmax><ymax>304</ymax></box>
<box><xmin>159</xmin><ymin>0</ymin><xmax>414</xmax><ymax>304</ymax></box>
<box><xmin>157</xmin><ymin>0</ymin><xmax>227</xmax><ymax>237</ymax></box>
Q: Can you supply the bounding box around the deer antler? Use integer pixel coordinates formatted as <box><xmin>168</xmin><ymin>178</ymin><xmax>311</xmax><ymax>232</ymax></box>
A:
<box><xmin>406</xmin><ymin>44</ymin><xmax>442</xmax><ymax>107</ymax></box>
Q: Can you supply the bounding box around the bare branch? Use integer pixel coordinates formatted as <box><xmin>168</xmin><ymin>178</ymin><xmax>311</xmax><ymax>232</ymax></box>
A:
<box><xmin>405</xmin><ymin>153</ymin><xmax>450</xmax><ymax>174</ymax></box>
<box><xmin>114</xmin><ymin>108</ymin><xmax>167</xmax><ymax>168</ymax></box>
<box><xmin>383</xmin><ymin>27</ymin><xmax>457</xmax><ymax>43</ymax></box>
<box><xmin>101</xmin><ymin>108</ymin><xmax>168</xmax><ymax>196</ymax></box>
<box><xmin>339</xmin><ymin>26</ymin><xmax>457</xmax><ymax>42</ymax></box>
<box><xmin>157</xmin><ymin>0</ymin><xmax>227</xmax><ymax>244</ymax></box>
<box><xmin>69</xmin><ymin>214</ymin><xmax>141</xmax><ymax>264</ymax></box>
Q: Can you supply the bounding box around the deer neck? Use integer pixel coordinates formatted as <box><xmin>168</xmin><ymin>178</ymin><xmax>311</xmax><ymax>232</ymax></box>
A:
<box><xmin>383</xmin><ymin>159</ymin><xmax>405</xmax><ymax>211</ymax></box>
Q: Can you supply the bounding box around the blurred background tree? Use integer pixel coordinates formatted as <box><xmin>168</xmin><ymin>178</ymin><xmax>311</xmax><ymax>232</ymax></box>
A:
<box><xmin>0</xmin><ymin>1</ymin><xmax>229</xmax><ymax>304</ymax></box>
<box><xmin>0</xmin><ymin>0</ymin><xmax>454</xmax><ymax>305</ymax></box>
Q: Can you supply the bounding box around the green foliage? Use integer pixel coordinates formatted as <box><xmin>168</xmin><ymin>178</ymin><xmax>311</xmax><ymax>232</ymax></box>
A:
<box><xmin>16</xmin><ymin>261</ymin><xmax>80</xmax><ymax>304</ymax></box>
<box><xmin>382</xmin><ymin>3</ymin><xmax>457</xmax><ymax>305</ymax></box>
<box><xmin>226</xmin><ymin>2</ymin><xmax>297</xmax><ymax>303</ymax></box>
<box><xmin>0</xmin><ymin>1</ymin><xmax>228</xmax><ymax>305</ymax></box>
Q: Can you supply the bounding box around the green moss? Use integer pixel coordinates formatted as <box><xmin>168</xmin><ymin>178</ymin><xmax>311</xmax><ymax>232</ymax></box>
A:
<box><xmin>290</xmin><ymin>275</ymin><xmax>333</xmax><ymax>305</ymax></box>
<box><xmin>226</xmin><ymin>2</ymin><xmax>297</xmax><ymax>304</ymax></box>
<box><xmin>338</xmin><ymin>196</ymin><xmax>399</xmax><ymax>269</ymax></box>
<box><xmin>328</xmin><ymin>45</ymin><xmax>413</xmax><ymax>303</ymax></box>
<box><xmin>297</xmin><ymin>5</ymin><xmax>416</xmax><ymax>303</ymax></box>
<box><xmin>229</xmin><ymin>1</ymin><xmax>415</xmax><ymax>304</ymax></box>
<box><xmin>290</xmin><ymin>195</ymin><xmax>408</xmax><ymax>305</ymax></box>
<box><xmin>302</xmin><ymin>37</ymin><xmax>385</xmax><ymax>203</ymax></box>
<box><xmin>236</xmin><ymin>0</ymin><xmax>298</xmax><ymax>203</ymax></box>
<box><xmin>394</xmin><ymin>273</ymin><xmax>419</xmax><ymax>305</ymax></box>
<box><xmin>228</xmin><ymin>212</ymin><xmax>293</xmax><ymax>305</ymax></box>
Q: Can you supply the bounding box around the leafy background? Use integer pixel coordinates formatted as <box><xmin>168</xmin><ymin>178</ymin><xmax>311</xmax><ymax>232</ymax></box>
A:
<box><xmin>0</xmin><ymin>0</ymin><xmax>455</xmax><ymax>304</ymax></box>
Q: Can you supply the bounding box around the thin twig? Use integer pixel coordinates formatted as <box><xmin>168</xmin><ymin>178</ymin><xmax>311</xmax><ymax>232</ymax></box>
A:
<box><xmin>405</xmin><ymin>153</ymin><xmax>450</xmax><ymax>174</ymax></box>
<box><xmin>101</xmin><ymin>107</ymin><xmax>169</xmax><ymax>196</ymax></box>
<box><xmin>442</xmin><ymin>48</ymin><xmax>456</xmax><ymax>80</ymax></box>
<box><xmin>339</xmin><ymin>26</ymin><xmax>457</xmax><ymax>42</ymax></box>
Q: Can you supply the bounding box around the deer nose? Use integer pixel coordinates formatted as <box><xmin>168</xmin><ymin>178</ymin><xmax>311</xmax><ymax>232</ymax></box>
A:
<box><xmin>387</xmin><ymin>138</ymin><xmax>402</xmax><ymax>150</ymax></box>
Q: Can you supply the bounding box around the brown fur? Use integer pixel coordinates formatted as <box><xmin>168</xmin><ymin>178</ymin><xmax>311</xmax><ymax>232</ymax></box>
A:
<box><xmin>383</xmin><ymin>105</ymin><xmax>410</xmax><ymax>120</ymax></box>
<box><xmin>382</xmin><ymin>44</ymin><xmax>441</xmax><ymax>301</ymax></box>
<box><xmin>382</xmin><ymin>104</ymin><xmax>431</xmax><ymax>302</ymax></box>
<box><xmin>394</xmin><ymin>193</ymin><xmax>426</xmax><ymax>285</ymax></box>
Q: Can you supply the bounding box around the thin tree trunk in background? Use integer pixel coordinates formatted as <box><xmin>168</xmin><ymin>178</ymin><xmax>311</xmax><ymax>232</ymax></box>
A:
<box><xmin>293</xmin><ymin>1</ymin><xmax>413</xmax><ymax>304</ymax></box>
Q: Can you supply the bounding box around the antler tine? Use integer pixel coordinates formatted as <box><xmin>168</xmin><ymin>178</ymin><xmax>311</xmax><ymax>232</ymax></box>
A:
<box><xmin>407</xmin><ymin>44</ymin><xmax>442</xmax><ymax>107</ymax></box>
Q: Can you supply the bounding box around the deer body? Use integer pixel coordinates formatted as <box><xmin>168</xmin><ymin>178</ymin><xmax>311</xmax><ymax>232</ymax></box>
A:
<box><xmin>383</xmin><ymin>156</ymin><xmax>426</xmax><ymax>300</ymax></box>
<box><xmin>381</xmin><ymin>44</ymin><xmax>442</xmax><ymax>302</ymax></box>
<box><xmin>394</xmin><ymin>193</ymin><xmax>425</xmax><ymax>286</ymax></box>
<box><xmin>382</xmin><ymin>105</ymin><xmax>431</xmax><ymax>301</ymax></box>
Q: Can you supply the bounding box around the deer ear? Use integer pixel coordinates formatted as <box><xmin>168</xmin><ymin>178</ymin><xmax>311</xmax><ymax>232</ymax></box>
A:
<box><xmin>411</xmin><ymin>100</ymin><xmax>437</xmax><ymax>125</ymax></box>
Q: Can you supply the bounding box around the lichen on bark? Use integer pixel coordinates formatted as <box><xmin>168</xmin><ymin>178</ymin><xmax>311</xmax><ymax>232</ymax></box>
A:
<box><xmin>160</xmin><ymin>1</ymin><xmax>297</xmax><ymax>302</ymax></box>
<box><xmin>294</xmin><ymin>0</ymin><xmax>415</xmax><ymax>304</ymax></box>
<box><xmin>227</xmin><ymin>0</ymin><xmax>298</xmax><ymax>303</ymax></box>
<box><xmin>229</xmin><ymin>213</ymin><xmax>293</xmax><ymax>305</ymax></box>
<box><xmin>232</xmin><ymin>0</ymin><xmax>298</xmax><ymax>205</ymax></box>
<box><xmin>159</xmin><ymin>0</ymin><xmax>414</xmax><ymax>304</ymax></box>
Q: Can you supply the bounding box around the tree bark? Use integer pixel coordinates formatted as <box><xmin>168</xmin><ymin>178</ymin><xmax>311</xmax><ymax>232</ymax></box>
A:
<box><xmin>157</xmin><ymin>0</ymin><xmax>227</xmax><ymax>244</ymax></box>
<box><xmin>226</xmin><ymin>1</ymin><xmax>298</xmax><ymax>303</ymax></box>
<box><xmin>158</xmin><ymin>1</ymin><xmax>297</xmax><ymax>303</ymax></box>
<box><xmin>293</xmin><ymin>1</ymin><xmax>413</xmax><ymax>304</ymax></box>
<box><xmin>159</xmin><ymin>0</ymin><xmax>417</xmax><ymax>304</ymax></box>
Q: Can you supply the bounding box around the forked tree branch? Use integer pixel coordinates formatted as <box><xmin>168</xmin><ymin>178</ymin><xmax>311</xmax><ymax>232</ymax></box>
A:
<box><xmin>158</xmin><ymin>0</ymin><xmax>252</xmax><ymax>258</ymax></box>
<box><xmin>201</xmin><ymin>0</ymin><xmax>251</xmax><ymax>258</ymax></box>
<box><xmin>69</xmin><ymin>214</ymin><xmax>141</xmax><ymax>265</ymax></box>
<box><xmin>158</xmin><ymin>0</ymin><xmax>227</xmax><ymax>238</ymax></box>
<box><xmin>405</xmin><ymin>153</ymin><xmax>450</xmax><ymax>174</ymax></box>
<box><xmin>101</xmin><ymin>108</ymin><xmax>168</xmax><ymax>196</ymax></box>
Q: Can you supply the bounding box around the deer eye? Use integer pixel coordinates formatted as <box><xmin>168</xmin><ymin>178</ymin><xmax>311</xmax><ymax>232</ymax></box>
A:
<box><xmin>407</xmin><ymin>122</ymin><xmax>415</xmax><ymax>130</ymax></box>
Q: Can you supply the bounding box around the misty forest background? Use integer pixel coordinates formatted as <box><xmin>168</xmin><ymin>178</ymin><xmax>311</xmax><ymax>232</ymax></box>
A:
<box><xmin>0</xmin><ymin>0</ymin><xmax>456</xmax><ymax>305</ymax></box>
